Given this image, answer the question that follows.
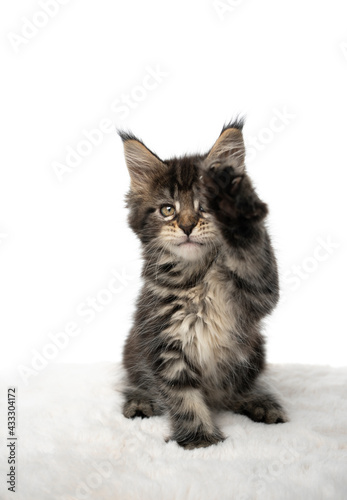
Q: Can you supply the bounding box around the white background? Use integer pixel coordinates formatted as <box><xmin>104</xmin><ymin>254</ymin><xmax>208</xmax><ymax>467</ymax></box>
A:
<box><xmin>1</xmin><ymin>0</ymin><xmax>347</xmax><ymax>383</ymax></box>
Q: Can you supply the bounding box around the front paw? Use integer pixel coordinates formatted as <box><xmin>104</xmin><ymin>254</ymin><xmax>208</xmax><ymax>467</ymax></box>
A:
<box><xmin>173</xmin><ymin>427</ymin><xmax>225</xmax><ymax>450</ymax></box>
<box><xmin>201</xmin><ymin>166</ymin><xmax>267</xmax><ymax>224</ymax></box>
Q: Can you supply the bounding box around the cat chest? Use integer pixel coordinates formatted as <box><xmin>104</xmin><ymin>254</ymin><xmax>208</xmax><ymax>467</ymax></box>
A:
<box><xmin>168</xmin><ymin>275</ymin><xmax>241</xmax><ymax>370</ymax></box>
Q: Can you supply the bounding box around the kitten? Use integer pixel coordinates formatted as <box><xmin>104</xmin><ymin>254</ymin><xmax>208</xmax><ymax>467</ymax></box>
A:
<box><xmin>119</xmin><ymin>119</ymin><xmax>287</xmax><ymax>450</ymax></box>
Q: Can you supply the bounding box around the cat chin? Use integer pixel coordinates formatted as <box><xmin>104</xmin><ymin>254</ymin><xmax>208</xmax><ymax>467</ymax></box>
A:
<box><xmin>170</xmin><ymin>242</ymin><xmax>207</xmax><ymax>261</ymax></box>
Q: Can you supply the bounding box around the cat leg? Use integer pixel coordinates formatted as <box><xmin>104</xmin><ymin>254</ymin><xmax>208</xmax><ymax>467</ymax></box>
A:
<box><xmin>154</xmin><ymin>347</ymin><xmax>224</xmax><ymax>449</ymax></box>
<box><xmin>201</xmin><ymin>165</ymin><xmax>287</xmax><ymax>425</ymax></box>
<box><xmin>231</xmin><ymin>384</ymin><xmax>288</xmax><ymax>424</ymax></box>
<box><xmin>164</xmin><ymin>385</ymin><xmax>225</xmax><ymax>449</ymax></box>
<box><xmin>201</xmin><ymin>165</ymin><xmax>280</xmax><ymax>320</ymax></box>
<box><xmin>221</xmin><ymin>354</ymin><xmax>287</xmax><ymax>424</ymax></box>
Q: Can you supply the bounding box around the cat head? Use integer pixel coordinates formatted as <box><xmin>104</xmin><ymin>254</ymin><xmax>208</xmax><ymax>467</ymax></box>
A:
<box><xmin>119</xmin><ymin>119</ymin><xmax>246</xmax><ymax>262</ymax></box>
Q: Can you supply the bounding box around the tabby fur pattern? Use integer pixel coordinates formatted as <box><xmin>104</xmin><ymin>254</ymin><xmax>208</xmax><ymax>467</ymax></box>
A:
<box><xmin>119</xmin><ymin>119</ymin><xmax>287</xmax><ymax>449</ymax></box>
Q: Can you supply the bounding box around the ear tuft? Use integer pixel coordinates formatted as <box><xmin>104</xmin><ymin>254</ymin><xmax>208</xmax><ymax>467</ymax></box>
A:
<box><xmin>118</xmin><ymin>129</ymin><xmax>140</xmax><ymax>143</ymax></box>
<box><xmin>220</xmin><ymin>116</ymin><xmax>245</xmax><ymax>134</ymax></box>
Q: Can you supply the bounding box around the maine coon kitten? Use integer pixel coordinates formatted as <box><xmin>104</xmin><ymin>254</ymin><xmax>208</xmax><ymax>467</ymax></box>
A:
<box><xmin>119</xmin><ymin>119</ymin><xmax>287</xmax><ymax>450</ymax></box>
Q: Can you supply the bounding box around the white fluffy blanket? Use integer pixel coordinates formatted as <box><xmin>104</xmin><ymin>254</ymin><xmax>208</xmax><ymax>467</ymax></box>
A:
<box><xmin>1</xmin><ymin>363</ymin><xmax>347</xmax><ymax>500</ymax></box>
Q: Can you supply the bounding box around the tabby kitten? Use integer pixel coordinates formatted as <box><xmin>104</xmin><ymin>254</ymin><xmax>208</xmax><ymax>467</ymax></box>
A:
<box><xmin>119</xmin><ymin>119</ymin><xmax>287</xmax><ymax>450</ymax></box>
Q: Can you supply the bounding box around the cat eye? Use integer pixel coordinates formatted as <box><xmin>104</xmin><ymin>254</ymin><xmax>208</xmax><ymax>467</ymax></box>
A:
<box><xmin>160</xmin><ymin>205</ymin><xmax>176</xmax><ymax>217</ymax></box>
<box><xmin>199</xmin><ymin>205</ymin><xmax>205</xmax><ymax>213</ymax></box>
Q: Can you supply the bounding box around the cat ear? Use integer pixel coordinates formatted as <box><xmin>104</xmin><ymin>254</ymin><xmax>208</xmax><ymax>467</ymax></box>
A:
<box><xmin>119</xmin><ymin>132</ymin><xmax>166</xmax><ymax>192</ymax></box>
<box><xmin>207</xmin><ymin>121</ymin><xmax>246</xmax><ymax>173</ymax></box>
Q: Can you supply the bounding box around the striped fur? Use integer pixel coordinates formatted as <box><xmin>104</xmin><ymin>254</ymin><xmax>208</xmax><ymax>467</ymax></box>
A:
<box><xmin>119</xmin><ymin>123</ymin><xmax>287</xmax><ymax>449</ymax></box>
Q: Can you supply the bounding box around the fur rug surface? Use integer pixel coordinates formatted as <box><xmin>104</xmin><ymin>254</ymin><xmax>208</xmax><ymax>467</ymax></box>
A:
<box><xmin>1</xmin><ymin>363</ymin><xmax>347</xmax><ymax>500</ymax></box>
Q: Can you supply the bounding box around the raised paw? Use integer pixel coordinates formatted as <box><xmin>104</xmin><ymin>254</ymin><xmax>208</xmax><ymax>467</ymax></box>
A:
<box><xmin>200</xmin><ymin>166</ymin><xmax>267</xmax><ymax>225</ymax></box>
<box><xmin>123</xmin><ymin>398</ymin><xmax>155</xmax><ymax>419</ymax></box>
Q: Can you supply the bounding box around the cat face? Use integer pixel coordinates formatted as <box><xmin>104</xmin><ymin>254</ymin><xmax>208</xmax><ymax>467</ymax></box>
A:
<box><xmin>120</xmin><ymin>121</ymin><xmax>246</xmax><ymax>262</ymax></box>
<box><xmin>156</xmin><ymin>193</ymin><xmax>215</xmax><ymax>262</ymax></box>
<box><xmin>144</xmin><ymin>159</ymin><xmax>220</xmax><ymax>261</ymax></box>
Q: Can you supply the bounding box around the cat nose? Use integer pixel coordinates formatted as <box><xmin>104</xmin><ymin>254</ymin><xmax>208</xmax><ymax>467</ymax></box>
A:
<box><xmin>179</xmin><ymin>223</ymin><xmax>195</xmax><ymax>236</ymax></box>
